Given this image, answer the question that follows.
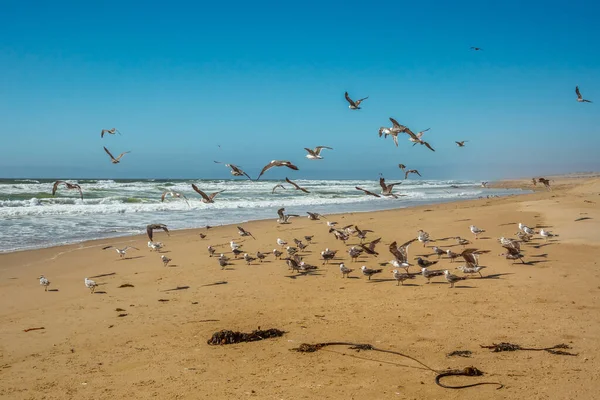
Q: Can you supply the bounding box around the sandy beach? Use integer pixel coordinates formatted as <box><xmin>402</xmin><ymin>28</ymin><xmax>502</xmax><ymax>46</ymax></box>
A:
<box><xmin>1</xmin><ymin>176</ymin><xmax>600</xmax><ymax>399</ymax></box>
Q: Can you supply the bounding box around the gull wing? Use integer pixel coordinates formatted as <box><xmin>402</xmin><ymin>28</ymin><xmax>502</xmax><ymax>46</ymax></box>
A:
<box><xmin>277</xmin><ymin>207</ymin><xmax>285</xmax><ymax>219</ymax></box>
<box><xmin>272</xmin><ymin>184</ymin><xmax>286</xmax><ymax>194</ymax></box>
<box><xmin>257</xmin><ymin>161</ymin><xmax>275</xmax><ymax>180</ymax></box>
<box><xmin>355</xmin><ymin>96</ymin><xmax>368</xmax><ymax>105</ymax></box>
<box><xmin>344</xmin><ymin>92</ymin><xmax>356</xmax><ymax>107</ymax></box>
<box><xmin>103</xmin><ymin>146</ymin><xmax>116</xmax><ymax>161</ymax></box>
<box><xmin>115</xmin><ymin>151</ymin><xmax>131</xmax><ymax>161</ymax></box>
<box><xmin>191</xmin><ymin>184</ymin><xmax>210</xmax><ymax>202</ymax></box>
<box><xmin>208</xmin><ymin>190</ymin><xmax>225</xmax><ymax>200</ymax></box>
<box><xmin>51</xmin><ymin>180</ymin><xmax>64</xmax><ymax>196</ymax></box>
<box><xmin>576</xmin><ymin>86</ymin><xmax>582</xmax><ymax>99</ymax></box>
<box><xmin>423</xmin><ymin>141</ymin><xmax>436</xmax><ymax>152</ymax></box>
<box><xmin>285</xmin><ymin>177</ymin><xmax>310</xmax><ymax>193</ymax></box>
<box><xmin>355</xmin><ymin>186</ymin><xmax>381</xmax><ymax>198</ymax></box>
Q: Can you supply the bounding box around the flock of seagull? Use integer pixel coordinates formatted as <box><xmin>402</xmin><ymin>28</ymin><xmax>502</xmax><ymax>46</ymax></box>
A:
<box><xmin>39</xmin><ymin>80</ymin><xmax>586</xmax><ymax>292</ymax></box>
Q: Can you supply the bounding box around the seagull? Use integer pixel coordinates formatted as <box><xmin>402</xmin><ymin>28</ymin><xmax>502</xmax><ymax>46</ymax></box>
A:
<box><xmin>388</xmin><ymin>239</ymin><xmax>416</xmax><ymax>265</ymax></box>
<box><xmin>243</xmin><ymin>253</ymin><xmax>256</xmax><ymax>265</ymax></box>
<box><xmin>340</xmin><ymin>263</ymin><xmax>353</xmax><ymax>278</ymax></box>
<box><xmin>103</xmin><ymin>146</ymin><xmax>130</xmax><ymax>164</ymax></box>
<box><xmin>460</xmin><ymin>248</ymin><xmax>486</xmax><ymax>267</ymax></box>
<box><xmin>305</xmin><ymin>146</ymin><xmax>333</xmax><ymax>160</ymax></box>
<box><xmin>100</xmin><ymin>128</ymin><xmax>121</xmax><ymax>138</ymax></box>
<box><xmin>219</xmin><ymin>257</ymin><xmax>228</xmax><ymax>269</ymax></box>
<box><xmin>304</xmin><ymin>235</ymin><xmax>314</xmax><ymax>243</ymax></box>
<box><xmin>286</xmin><ymin>246</ymin><xmax>298</xmax><ymax>256</ymax></box>
<box><xmin>470</xmin><ymin>225</ymin><xmax>485</xmax><ymax>239</ymax></box>
<box><xmin>213</xmin><ymin>161</ymin><xmax>253</xmax><ymax>180</ymax></box>
<box><xmin>84</xmin><ymin>277</ymin><xmax>98</xmax><ymax>293</ymax></box>
<box><xmin>404</xmin><ymin>169</ymin><xmax>421</xmax><ymax>179</ymax></box>
<box><xmin>446</xmin><ymin>249</ymin><xmax>461</xmax><ymax>262</ymax></box>
<box><xmin>398</xmin><ymin>164</ymin><xmax>406</xmax><ymax>171</ymax></box>
<box><xmin>355</xmin><ymin>186</ymin><xmax>381</xmax><ymax>198</ymax></box>
<box><xmin>540</xmin><ymin>229</ymin><xmax>557</xmax><ymax>242</ymax></box>
<box><xmin>257</xmin><ymin>251</ymin><xmax>268</xmax><ymax>262</ymax></box>
<box><xmin>576</xmin><ymin>86</ymin><xmax>592</xmax><ymax>103</ymax></box>
<box><xmin>161</xmin><ymin>191</ymin><xmax>190</xmax><ymax>206</ymax></box>
<box><xmin>417</xmin><ymin>230</ymin><xmax>431</xmax><ymax>247</ymax></box>
<box><xmin>393</xmin><ymin>270</ymin><xmax>415</xmax><ymax>286</ymax></box>
<box><xmin>432</xmin><ymin>246</ymin><xmax>446</xmax><ymax>258</ymax></box>
<box><xmin>146</xmin><ymin>224</ymin><xmax>169</xmax><ymax>241</ymax></box>
<box><xmin>329</xmin><ymin>228</ymin><xmax>350</xmax><ymax>242</ymax></box>
<box><xmin>390</xmin><ymin>259</ymin><xmax>411</xmax><ymax>273</ymax></box>
<box><xmin>455</xmin><ymin>141</ymin><xmax>468</xmax><ymax>147</ymax></box>
<box><xmin>457</xmin><ymin>265</ymin><xmax>487</xmax><ymax>278</ymax></box>
<box><xmin>39</xmin><ymin>275</ymin><xmax>50</xmax><ymax>291</ymax></box>
<box><xmin>208</xmin><ymin>245</ymin><xmax>216</xmax><ymax>257</ymax></box>
<box><xmin>307</xmin><ymin>212</ymin><xmax>324</xmax><ymax>220</ymax></box>
<box><xmin>444</xmin><ymin>270</ymin><xmax>467</xmax><ymax>288</ymax></box>
<box><xmin>518</xmin><ymin>223</ymin><xmax>536</xmax><ymax>235</ymax></box>
<box><xmin>359</xmin><ymin>237</ymin><xmax>381</xmax><ymax>256</ymax></box>
<box><xmin>199</xmin><ymin>233</ymin><xmax>207</xmax><ymax>239</ymax></box>
<box><xmin>277</xmin><ymin>238</ymin><xmax>288</xmax><ymax>247</ymax></box>
<box><xmin>273</xmin><ymin>248</ymin><xmax>283</xmax><ymax>259</ymax></box>
<box><xmin>538</xmin><ymin>178</ymin><xmax>552</xmax><ymax>191</ymax></box>
<box><xmin>532</xmin><ymin>178</ymin><xmax>537</xmax><ymax>186</ymax></box>
<box><xmin>230</xmin><ymin>241</ymin><xmax>241</xmax><ymax>251</ymax></box>
<box><xmin>148</xmin><ymin>241</ymin><xmax>164</xmax><ymax>252</ymax></box>
<box><xmin>232</xmin><ymin>248</ymin><xmax>243</xmax><ymax>258</ymax></box>
<box><xmin>320</xmin><ymin>248</ymin><xmax>337</xmax><ymax>264</ymax></box>
<box><xmin>345</xmin><ymin>91</ymin><xmax>368</xmax><ymax>110</ymax></box>
<box><xmin>500</xmin><ymin>243</ymin><xmax>525</xmax><ymax>263</ymax></box>
<box><xmin>237</xmin><ymin>226</ymin><xmax>255</xmax><ymax>240</ymax></box>
<box><xmin>470</xmin><ymin>47</ymin><xmax>483</xmax><ymax>51</ymax></box>
<box><xmin>327</xmin><ymin>221</ymin><xmax>338</xmax><ymax>228</ymax></box>
<box><xmin>285</xmin><ymin>177</ymin><xmax>310</xmax><ymax>193</ymax></box>
<box><xmin>481</xmin><ymin>182</ymin><xmax>489</xmax><ymax>188</ymax></box>
<box><xmin>277</xmin><ymin>208</ymin><xmax>300</xmax><ymax>224</ymax></box>
<box><xmin>161</xmin><ymin>255</ymin><xmax>171</xmax><ymax>267</ymax></box>
<box><xmin>256</xmin><ymin>160</ymin><xmax>299</xmax><ymax>180</ymax></box>
<box><xmin>379</xmin><ymin>177</ymin><xmax>402</xmax><ymax>198</ymax></box>
<box><xmin>409</xmin><ymin>128</ymin><xmax>431</xmax><ymax>146</ymax></box>
<box><xmin>272</xmin><ymin>184</ymin><xmax>286</xmax><ymax>194</ymax></box>
<box><xmin>516</xmin><ymin>231</ymin><xmax>533</xmax><ymax>242</ymax></box>
<box><xmin>191</xmin><ymin>184</ymin><xmax>224</xmax><ymax>203</ymax></box>
<box><xmin>102</xmin><ymin>245</ymin><xmax>139</xmax><ymax>258</ymax></box>
<box><xmin>52</xmin><ymin>181</ymin><xmax>83</xmax><ymax>200</ymax></box>
<box><xmin>355</xmin><ymin>226</ymin><xmax>373</xmax><ymax>242</ymax></box>
<box><xmin>219</xmin><ymin>253</ymin><xmax>230</xmax><ymax>262</ymax></box>
<box><xmin>417</xmin><ymin>257</ymin><xmax>438</xmax><ymax>268</ymax></box>
<box><xmin>348</xmin><ymin>246</ymin><xmax>362</xmax><ymax>262</ymax></box>
<box><xmin>379</xmin><ymin>118</ymin><xmax>415</xmax><ymax>147</ymax></box>
<box><xmin>454</xmin><ymin>236</ymin><xmax>471</xmax><ymax>247</ymax></box>
<box><xmin>361</xmin><ymin>266</ymin><xmax>383</xmax><ymax>280</ymax></box>
<box><xmin>421</xmin><ymin>267</ymin><xmax>444</xmax><ymax>283</ymax></box>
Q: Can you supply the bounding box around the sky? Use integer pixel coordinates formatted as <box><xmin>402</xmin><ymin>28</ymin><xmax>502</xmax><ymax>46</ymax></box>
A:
<box><xmin>1</xmin><ymin>0</ymin><xmax>599</xmax><ymax>180</ymax></box>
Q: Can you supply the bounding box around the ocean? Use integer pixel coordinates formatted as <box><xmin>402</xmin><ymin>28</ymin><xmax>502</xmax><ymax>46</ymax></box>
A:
<box><xmin>0</xmin><ymin>178</ymin><xmax>528</xmax><ymax>253</ymax></box>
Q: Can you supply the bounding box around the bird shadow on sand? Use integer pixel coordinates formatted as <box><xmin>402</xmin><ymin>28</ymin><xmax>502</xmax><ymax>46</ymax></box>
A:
<box><xmin>532</xmin><ymin>243</ymin><xmax>555</xmax><ymax>249</ymax></box>
<box><xmin>93</xmin><ymin>291</ymin><xmax>107</xmax><ymax>295</ymax></box>
<box><xmin>531</xmin><ymin>253</ymin><xmax>548</xmax><ymax>258</ymax></box>
<box><xmin>452</xmin><ymin>285</ymin><xmax>476</xmax><ymax>289</ymax></box>
<box><xmin>285</xmin><ymin>272</ymin><xmax>323</xmax><ymax>279</ymax></box>
<box><xmin>479</xmin><ymin>273</ymin><xmax>515</xmax><ymax>280</ymax></box>
<box><xmin>455</xmin><ymin>219</ymin><xmax>472</xmax><ymax>222</ymax></box>
<box><xmin>201</xmin><ymin>281</ymin><xmax>228</xmax><ymax>287</ymax></box>
<box><xmin>367</xmin><ymin>278</ymin><xmax>397</xmax><ymax>284</ymax></box>
<box><xmin>157</xmin><ymin>250</ymin><xmax>171</xmax><ymax>254</ymax></box>
<box><xmin>524</xmin><ymin>260</ymin><xmax>550</xmax><ymax>266</ymax></box>
<box><xmin>89</xmin><ymin>272</ymin><xmax>116</xmax><ymax>278</ymax></box>
<box><xmin>162</xmin><ymin>286</ymin><xmax>190</xmax><ymax>292</ymax></box>
<box><xmin>166</xmin><ymin>264</ymin><xmax>179</xmax><ymax>268</ymax></box>
<box><xmin>575</xmin><ymin>217</ymin><xmax>592</xmax><ymax>222</ymax></box>
<box><xmin>48</xmin><ymin>289</ymin><xmax>59</xmax><ymax>292</ymax></box>
<box><xmin>535</xmin><ymin>225</ymin><xmax>554</xmax><ymax>229</ymax></box>
<box><xmin>396</xmin><ymin>283</ymin><xmax>419</xmax><ymax>287</ymax></box>
<box><xmin>498</xmin><ymin>222</ymin><xmax>518</xmax><ymax>226</ymax></box>
<box><xmin>476</xmin><ymin>236</ymin><xmax>492</xmax><ymax>240</ymax></box>
<box><xmin>118</xmin><ymin>256</ymin><xmax>145</xmax><ymax>261</ymax></box>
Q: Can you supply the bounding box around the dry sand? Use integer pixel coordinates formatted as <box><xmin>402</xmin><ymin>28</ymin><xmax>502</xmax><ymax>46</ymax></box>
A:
<box><xmin>1</xmin><ymin>177</ymin><xmax>600</xmax><ymax>399</ymax></box>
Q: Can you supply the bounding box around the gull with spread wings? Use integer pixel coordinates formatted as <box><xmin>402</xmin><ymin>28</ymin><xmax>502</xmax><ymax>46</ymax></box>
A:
<box><xmin>576</xmin><ymin>86</ymin><xmax>592</xmax><ymax>103</ymax></box>
<box><xmin>455</xmin><ymin>141</ymin><xmax>468</xmax><ymax>147</ymax></box>
<box><xmin>305</xmin><ymin>146</ymin><xmax>333</xmax><ymax>160</ymax></box>
<box><xmin>409</xmin><ymin>128</ymin><xmax>430</xmax><ymax>146</ymax></box>
<box><xmin>103</xmin><ymin>146</ymin><xmax>130</xmax><ymax>164</ymax></box>
<box><xmin>379</xmin><ymin>177</ymin><xmax>403</xmax><ymax>198</ymax></box>
<box><xmin>213</xmin><ymin>161</ymin><xmax>253</xmax><ymax>180</ymax></box>
<box><xmin>100</xmin><ymin>128</ymin><xmax>121</xmax><ymax>138</ymax></box>
<box><xmin>161</xmin><ymin>191</ymin><xmax>190</xmax><ymax>206</ymax></box>
<box><xmin>404</xmin><ymin>169</ymin><xmax>421</xmax><ymax>179</ymax></box>
<box><xmin>285</xmin><ymin>177</ymin><xmax>310</xmax><ymax>193</ymax></box>
<box><xmin>52</xmin><ymin>180</ymin><xmax>83</xmax><ymax>200</ymax></box>
<box><xmin>256</xmin><ymin>160</ymin><xmax>299</xmax><ymax>180</ymax></box>
<box><xmin>146</xmin><ymin>223</ymin><xmax>169</xmax><ymax>241</ymax></box>
<box><xmin>379</xmin><ymin>118</ymin><xmax>413</xmax><ymax>147</ymax></box>
<box><xmin>191</xmin><ymin>184</ymin><xmax>225</xmax><ymax>203</ymax></box>
<box><xmin>344</xmin><ymin>91</ymin><xmax>368</xmax><ymax>110</ymax></box>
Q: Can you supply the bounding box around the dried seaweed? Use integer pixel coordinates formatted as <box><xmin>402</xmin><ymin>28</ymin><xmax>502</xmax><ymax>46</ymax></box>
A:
<box><xmin>447</xmin><ymin>350</ymin><xmax>473</xmax><ymax>358</ymax></box>
<box><xmin>207</xmin><ymin>328</ymin><xmax>285</xmax><ymax>345</ymax></box>
<box><xmin>480</xmin><ymin>342</ymin><xmax>577</xmax><ymax>356</ymax></box>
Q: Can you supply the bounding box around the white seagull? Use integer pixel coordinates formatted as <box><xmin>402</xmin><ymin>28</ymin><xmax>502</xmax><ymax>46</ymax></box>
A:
<box><xmin>540</xmin><ymin>229</ymin><xmax>558</xmax><ymax>242</ymax></box>
<box><xmin>340</xmin><ymin>263</ymin><xmax>353</xmax><ymax>278</ymax></box>
<box><xmin>84</xmin><ymin>278</ymin><xmax>98</xmax><ymax>293</ymax></box>
<box><xmin>39</xmin><ymin>275</ymin><xmax>50</xmax><ymax>291</ymax></box>
<box><xmin>305</xmin><ymin>146</ymin><xmax>333</xmax><ymax>160</ymax></box>
<box><xmin>277</xmin><ymin>238</ymin><xmax>288</xmax><ymax>247</ymax></box>
<box><xmin>469</xmin><ymin>225</ymin><xmax>485</xmax><ymax>239</ymax></box>
<box><xmin>102</xmin><ymin>245</ymin><xmax>139</xmax><ymax>258</ymax></box>
<box><xmin>392</xmin><ymin>270</ymin><xmax>415</xmax><ymax>286</ymax></box>
<box><xmin>518</xmin><ymin>223</ymin><xmax>536</xmax><ymax>235</ymax></box>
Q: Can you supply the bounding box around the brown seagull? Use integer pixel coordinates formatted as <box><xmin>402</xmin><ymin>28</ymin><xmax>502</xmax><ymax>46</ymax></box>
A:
<box><xmin>100</xmin><ymin>128</ymin><xmax>121</xmax><ymax>138</ymax></box>
<box><xmin>345</xmin><ymin>91</ymin><xmax>368</xmax><ymax>110</ymax></box>
<box><xmin>103</xmin><ymin>146</ymin><xmax>130</xmax><ymax>164</ymax></box>
<box><xmin>214</xmin><ymin>161</ymin><xmax>253</xmax><ymax>180</ymax></box>
<box><xmin>285</xmin><ymin>177</ymin><xmax>310</xmax><ymax>193</ymax></box>
<box><xmin>161</xmin><ymin>191</ymin><xmax>190</xmax><ymax>206</ymax></box>
<box><xmin>398</xmin><ymin>164</ymin><xmax>407</xmax><ymax>171</ymax></box>
<box><xmin>379</xmin><ymin>177</ymin><xmax>403</xmax><ymax>198</ymax></box>
<box><xmin>537</xmin><ymin>178</ymin><xmax>552</xmax><ymax>191</ymax></box>
<box><xmin>257</xmin><ymin>160</ymin><xmax>299</xmax><ymax>180</ymax></box>
<box><xmin>404</xmin><ymin>169</ymin><xmax>421</xmax><ymax>179</ymax></box>
<box><xmin>470</xmin><ymin>47</ymin><xmax>483</xmax><ymax>51</ymax></box>
<box><xmin>52</xmin><ymin>181</ymin><xmax>83</xmax><ymax>200</ymax></box>
<box><xmin>576</xmin><ymin>86</ymin><xmax>592</xmax><ymax>103</ymax></box>
<box><xmin>191</xmin><ymin>184</ymin><xmax>225</xmax><ymax>203</ymax></box>
<box><xmin>379</xmin><ymin>118</ymin><xmax>415</xmax><ymax>147</ymax></box>
<box><xmin>455</xmin><ymin>141</ymin><xmax>468</xmax><ymax>147</ymax></box>
<box><xmin>355</xmin><ymin>186</ymin><xmax>381</xmax><ymax>198</ymax></box>
<box><xmin>146</xmin><ymin>223</ymin><xmax>169</xmax><ymax>241</ymax></box>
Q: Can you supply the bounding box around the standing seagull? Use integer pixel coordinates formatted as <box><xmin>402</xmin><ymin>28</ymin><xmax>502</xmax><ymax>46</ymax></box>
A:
<box><xmin>380</xmin><ymin>177</ymin><xmax>402</xmax><ymax>198</ymax></box>
<box><xmin>392</xmin><ymin>270</ymin><xmax>415</xmax><ymax>286</ymax></box>
<box><xmin>146</xmin><ymin>224</ymin><xmax>170</xmax><ymax>241</ymax></box>
<box><xmin>305</xmin><ymin>146</ymin><xmax>333</xmax><ymax>160</ymax></box>
<box><xmin>213</xmin><ymin>161</ymin><xmax>253</xmax><ymax>180</ymax></box>
<box><xmin>540</xmin><ymin>229</ymin><xmax>558</xmax><ymax>242</ymax></box>
<box><xmin>100</xmin><ymin>128</ymin><xmax>121</xmax><ymax>138</ymax></box>
<box><xmin>285</xmin><ymin>177</ymin><xmax>310</xmax><ymax>193</ymax></box>
<box><xmin>103</xmin><ymin>146</ymin><xmax>130</xmax><ymax>164</ymax></box>
<box><xmin>256</xmin><ymin>160</ymin><xmax>299</xmax><ymax>180</ymax></box>
<box><xmin>444</xmin><ymin>270</ymin><xmax>467</xmax><ymax>288</ymax></box>
<box><xmin>161</xmin><ymin>255</ymin><xmax>172</xmax><ymax>267</ymax></box>
<box><xmin>470</xmin><ymin>225</ymin><xmax>485</xmax><ymax>239</ymax></box>
<box><xmin>39</xmin><ymin>275</ymin><xmax>50</xmax><ymax>291</ymax></box>
<box><xmin>340</xmin><ymin>263</ymin><xmax>353</xmax><ymax>278</ymax></box>
<box><xmin>404</xmin><ymin>169</ymin><xmax>421</xmax><ymax>179</ymax></box>
<box><xmin>84</xmin><ymin>278</ymin><xmax>98</xmax><ymax>293</ymax></box>
<box><xmin>575</xmin><ymin>86</ymin><xmax>592</xmax><ymax>103</ymax></box>
<box><xmin>191</xmin><ymin>184</ymin><xmax>225</xmax><ymax>203</ymax></box>
<box><xmin>52</xmin><ymin>181</ymin><xmax>83</xmax><ymax>200</ymax></box>
<box><xmin>455</xmin><ymin>141</ymin><xmax>468</xmax><ymax>147</ymax></box>
<box><xmin>344</xmin><ymin>91</ymin><xmax>368</xmax><ymax>110</ymax></box>
<box><xmin>360</xmin><ymin>266</ymin><xmax>383</xmax><ymax>280</ymax></box>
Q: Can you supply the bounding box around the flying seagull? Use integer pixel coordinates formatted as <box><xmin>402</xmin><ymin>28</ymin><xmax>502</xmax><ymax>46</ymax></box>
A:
<box><xmin>398</xmin><ymin>164</ymin><xmax>406</xmax><ymax>171</ymax></box>
<box><xmin>285</xmin><ymin>177</ymin><xmax>310</xmax><ymax>193</ymax></box>
<box><xmin>213</xmin><ymin>161</ymin><xmax>253</xmax><ymax>180</ymax></box>
<box><xmin>455</xmin><ymin>141</ymin><xmax>468</xmax><ymax>147</ymax></box>
<box><xmin>161</xmin><ymin>191</ymin><xmax>190</xmax><ymax>206</ymax></box>
<box><xmin>379</xmin><ymin>177</ymin><xmax>402</xmax><ymax>198</ymax></box>
<box><xmin>100</xmin><ymin>128</ymin><xmax>121</xmax><ymax>138</ymax></box>
<box><xmin>191</xmin><ymin>184</ymin><xmax>224</xmax><ymax>203</ymax></box>
<box><xmin>146</xmin><ymin>223</ymin><xmax>170</xmax><ymax>241</ymax></box>
<box><xmin>355</xmin><ymin>186</ymin><xmax>381</xmax><ymax>198</ymax></box>
<box><xmin>238</xmin><ymin>226</ymin><xmax>256</xmax><ymax>240</ymax></box>
<box><xmin>537</xmin><ymin>178</ymin><xmax>552</xmax><ymax>191</ymax></box>
<box><xmin>575</xmin><ymin>86</ymin><xmax>592</xmax><ymax>103</ymax></box>
<box><xmin>307</xmin><ymin>212</ymin><xmax>324</xmax><ymax>220</ymax></box>
<box><xmin>103</xmin><ymin>146</ymin><xmax>130</xmax><ymax>164</ymax></box>
<box><xmin>410</xmin><ymin>128</ymin><xmax>431</xmax><ymax>147</ymax></box>
<box><xmin>344</xmin><ymin>91</ymin><xmax>368</xmax><ymax>110</ymax></box>
<box><xmin>52</xmin><ymin>180</ymin><xmax>83</xmax><ymax>200</ymax></box>
<box><xmin>404</xmin><ymin>169</ymin><xmax>421</xmax><ymax>179</ymax></box>
<box><xmin>256</xmin><ymin>160</ymin><xmax>299</xmax><ymax>180</ymax></box>
<box><xmin>379</xmin><ymin>118</ymin><xmax>415</xmax><ymax>147</ymax></box>
<box><xmin>272</xmin><ymin>184</ymin><xmax>286</xmax><ymax>194</ymax></box>
<box><xmin>277</xmin><ymin>207</ymin><xmax>300</xmax><ymax>224</ymax></box>
<box><xmin>305</xmin><ymin>146</ymin><xmax>333</xmax><ymax>160</ymax></box>
<box><xmin>470</xmin><ymin>47</ymin><xmax>483</xmax><ymax>51</ymax></box>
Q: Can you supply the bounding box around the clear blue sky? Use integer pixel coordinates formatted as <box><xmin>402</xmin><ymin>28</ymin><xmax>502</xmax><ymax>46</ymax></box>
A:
<box><xmin>1</xmin><ymin>0</ymin><xmax>599</xmax><ymax>180</ymax></box>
